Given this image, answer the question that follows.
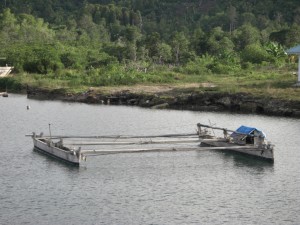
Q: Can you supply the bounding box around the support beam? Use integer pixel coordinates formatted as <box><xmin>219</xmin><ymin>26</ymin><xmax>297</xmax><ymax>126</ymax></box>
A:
<box><xmin>64</xmin><ymin>138</ymin><xmax>201</xmax><ymax>146</ymax></box>
<box><xmin>64</xmin><ymin>138</ymin><xmax>226</xmax><ymax>146</ymax></box>
<box><xmin>26</xmin><ymin>133</ymin><xmax>198</xmax><ymax>139</ymax></box>
<box><xmin>298</xmin><ymin>55</ymin><xmax>300</xmax><ymax>83</ymax></box>
<box><xmin>81</xmin><ymin>145</ymin><xmax>256</xmax><ymax>155</ymax></box>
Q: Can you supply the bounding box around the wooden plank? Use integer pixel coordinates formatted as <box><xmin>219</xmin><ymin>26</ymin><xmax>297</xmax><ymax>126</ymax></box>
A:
<box><xmin>64</xmin><ymin>139</ymin><xmax>201</xmax><ymax>146</ymax></box>
<box><xmin>30</xmin><ymin>133</ymin><xmax>199</xmax><ymax>139</ymax></box>
<box><xmin>64</xmin><ymin>138</ymin><xmax>227</xmax><ymax>146</ymax></box>
<box><xmin>199</xmin><ymin>138</ymin><xmax>227</xmax><ymax>142</ymax></box>
<box><xmin>81</xmin><ymin>145</ymin><xmax>257</xmax><ymax>155</ymax></box>
<box><xmin>81</xmin><ymin>147</ymin><xmax>201</xmax><ymax>154</ymax></box>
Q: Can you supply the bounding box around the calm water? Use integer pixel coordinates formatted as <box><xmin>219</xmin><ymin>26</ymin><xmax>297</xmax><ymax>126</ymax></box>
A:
<box><xmin>0</xmin><ymin>94</ymin><xmax>300</xmax><ymax>225</ymax></box>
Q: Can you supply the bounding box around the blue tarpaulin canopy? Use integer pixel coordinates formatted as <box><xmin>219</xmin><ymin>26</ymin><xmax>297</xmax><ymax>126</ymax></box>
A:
<box><xmin>236</xmin><ymin>126</ymin><xmax>256</xmax><ymax>134</ymax></box>
<box><xmin>232</xmin><ymin>125</ymin><xmax>266</xmax><ymax>138</ymax></box>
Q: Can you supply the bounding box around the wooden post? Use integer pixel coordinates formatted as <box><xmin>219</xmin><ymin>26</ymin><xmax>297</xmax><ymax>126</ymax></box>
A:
<box><xmin>48</xmin><ymin>123</ymin><xmax>52</xmax><ymax>139</ymax></box>
<box><xmin>298</xmin><ymin>55</ymin><xmax>300</xmax><ymax>83</ymax></box>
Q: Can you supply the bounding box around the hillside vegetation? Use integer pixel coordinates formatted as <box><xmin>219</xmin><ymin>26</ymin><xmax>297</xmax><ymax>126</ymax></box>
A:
<box><xmin>1</xmin><ymin>0</ymin><xmax>300</xmax><ymax>100</ymax></box>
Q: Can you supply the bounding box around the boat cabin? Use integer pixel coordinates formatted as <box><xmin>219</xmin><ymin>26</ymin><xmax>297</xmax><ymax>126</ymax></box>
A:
<box><xmin>231</xmin><ymin>126</ymin><xmax>266</xmax><ymax>145</ymax></box>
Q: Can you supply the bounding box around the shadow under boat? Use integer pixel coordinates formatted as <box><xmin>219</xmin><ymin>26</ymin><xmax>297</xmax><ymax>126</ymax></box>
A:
<box><xmin>197</xmin><ymin>144</ymin><xmax>274</xmax><ymax>172</ymax></box>
<box><xmin>200</xmin><ymin>141</ymin><xmax>274</xmax><ymax>163</ymax></box>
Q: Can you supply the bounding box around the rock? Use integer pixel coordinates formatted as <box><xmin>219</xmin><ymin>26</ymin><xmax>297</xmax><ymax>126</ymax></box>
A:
<box><xmin>240</xmin><ymin>102</ymin><xmax>258</xmax><ymax>113</ymax></box>
<box><xmin>151</xmin><ymin>103</ymin><xmax>169</xmax><ymax>109</ymax></box>
<box><xmin>216</xmin><ymin>96</ymin><xmax>231</xmax><ymax>108</ymax></box>
<box><xmin>25</xmin><ymin>86</ymin><xmax>300</xmax><ymax>118</ymax></box>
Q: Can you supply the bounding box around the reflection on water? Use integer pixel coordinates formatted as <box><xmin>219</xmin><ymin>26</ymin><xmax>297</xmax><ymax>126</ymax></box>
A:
<box><xmin>0</xmin><ymin>94</ymin><xmax>300</xmax><ymax>225</ymax></box>
<box><xmin>220</xmin><ymin>150</ymin><xmax>274</xmax><ymax>169</ymax></box>
<box><xmin>32</xmin><ymin>149</ymin><xmax>81</xmax><ymax>171</ymax></box>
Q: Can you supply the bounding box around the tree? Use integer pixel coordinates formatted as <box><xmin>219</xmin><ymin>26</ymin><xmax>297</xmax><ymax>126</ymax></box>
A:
<box><xmin>130</xmin><ymin>10</ymin><xmax>142</xmax><ymax>28</ymax></box>
<box><xmin>233</xmin><ymin>23</ymin><xmax>261</xmax><ymax>50</ymax></box>
<box><xmin>123</xmin><ymin>25</ymin><xmax>141</xmax><ymax>43</ymax></box>
<box><xmin>241</xmin><ymin>43</ymin><xmax>272</xmax><ymax>64</ymax></box>
<box><xmin>190</xmin><ymin>28</ymin><xmax>206</xmax><ymax>56</ymax></box>
<box><xmin>206</xmin><ymin>27</ymin><xmax>224</xmax><ymax>55</ymax></box>
<box><xmin>239</xmin><ymin>12</ymin><xmax>257</xmax><ymax>26</ymax></box>
<box><xmin>0</xmin><ymin>8</ymin><xmax>17</xmax><ymax>29</ymax></box>
<box><xmin>157</xmin><ymin>42</ymin><xmax>172</xmax><ymax>64</ymax></box>
<box><xmin>145</xmin><ymin>32</ymin><xmax>161</xmax><ymax>60</ymax></box>
<box><xmin>0</xmin><ymin>8</ymin><xmax>19</xmax><ymax>47</ymax></box>
<box><xmin>18</xmin><ymin>14</ymin><xmax>55</xmax><ymax>43</ymax></box>
<box><xmin>285</xmin><ymin>23</ymin><xmax>300</xmax><ymax>47</ymax></box>
<box><xmin>227</xmin><ymin>5</ymin><xmax>237</xmax><ymax>34</ymax></box>
<box><xmin>170</xmin><ymin>32</ymin><xmax>190</xmax><ymax>65</ymax></box>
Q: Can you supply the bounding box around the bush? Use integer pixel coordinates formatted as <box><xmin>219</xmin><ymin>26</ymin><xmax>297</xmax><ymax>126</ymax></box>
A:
<box><xmin>179</xmin><ymin>55</ymin><xmax>214</xmax><ymax>75</ymax></box>
<box><xmin>6</xmin><ymin>44</ymin><xmax>63</xmax><ymax>74</ymax></box>
<box><xmin>207</xmin><ymin>61</ymin><xmax>240</xmax><ymax>74</ymax></box>
<box><xmin>241</xmin><ymin>44</ymin><xmax>273</xmax><ymax>64</ymax></box>
<box><xmin>0</xmin><ymin>77</ymin><xmax>22</xmax><ymax>91</ymax></box>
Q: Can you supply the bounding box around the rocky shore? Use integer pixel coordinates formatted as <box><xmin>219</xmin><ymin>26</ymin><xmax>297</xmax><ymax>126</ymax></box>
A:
<box><xmin>26</xmin><ymin>85</ymin><xmax>300</xmax><ymax>118</ymax></box>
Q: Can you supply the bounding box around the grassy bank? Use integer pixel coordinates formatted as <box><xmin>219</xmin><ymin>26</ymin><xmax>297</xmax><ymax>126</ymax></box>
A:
<box><xmin>1</xmin><ymin>64</ymin><xmax>300</xmax><ymax>101</ymax></box>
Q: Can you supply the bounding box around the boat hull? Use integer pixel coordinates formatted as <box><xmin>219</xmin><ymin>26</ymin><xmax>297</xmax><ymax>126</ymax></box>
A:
<box><xmin>200</xmin><ymin>140</ymin><xmax>274</xmax><ymax>162</ymax></box>
<box><xmin>33</xmin><ymin>138</ymin><xmax>80</xmax><ymax>166</ymax></box>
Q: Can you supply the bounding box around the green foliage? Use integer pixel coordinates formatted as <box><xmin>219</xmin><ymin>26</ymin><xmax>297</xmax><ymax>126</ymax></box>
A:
<box><xmin>0</xmin><ymin>77</ymin><xmax>22</xmax><ymax>91</ymax></box>
<box><xmin>264</xmin><ymin>42</ymin><xmax>287</xmax><ymax>58</ymax></box>
<box><xmin>180</xmin><ymin>55</ymin><xmax>213</xmax><ymax>75</ymax></box>
<box><xmin>0</xmin><ymin>1</ymin><xmax>300</xmax><ymax>89</ymax></box>
<box><xmin>5</xmin><ymin>44</ymin><xmax>63</xmax><ymax>73</ymax></box>
<box><xmin>233</xmin><ymin>24</ymin><xmax>261</xmax><ymax>51</ymax></box>
<box><xmin>241</xmin><ymin>44</ymin><xmax>273</xmax><ymax>64</ymax></box>
<box><xmin>207</xmin><ymin>62</ymin><xmax>240</xmax><ymax>74</ymax></box>
<box><xmin>171</xmin><ymin>32</ymin><xmax>191</xmax><ymax>64</ymax></box>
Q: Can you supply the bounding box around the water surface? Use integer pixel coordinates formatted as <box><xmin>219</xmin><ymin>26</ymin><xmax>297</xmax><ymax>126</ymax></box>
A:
<box><xmin>0</xmin><ymin>94</ymin><xmax>299</xmax><ymax>224</ymax></box>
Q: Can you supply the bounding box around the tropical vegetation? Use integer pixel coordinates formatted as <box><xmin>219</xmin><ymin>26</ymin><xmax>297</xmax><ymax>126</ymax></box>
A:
<box><xmin>1</xmin><ymin>0</ymin><xmax>300</xmax><ymax>100</ymax></box>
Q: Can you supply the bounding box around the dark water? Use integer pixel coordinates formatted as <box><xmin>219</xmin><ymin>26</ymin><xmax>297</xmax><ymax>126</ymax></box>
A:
<box><xmin>0</xmin><ymin>94</ymin><xmax>300</xmax><ymax>225</ymax></box>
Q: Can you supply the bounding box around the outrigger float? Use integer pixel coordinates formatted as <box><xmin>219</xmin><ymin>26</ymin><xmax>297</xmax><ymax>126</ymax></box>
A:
<box><xmin>27</xmin><ymin>123</ymin><xmax>274</xmax><ymax>166</ymax></box>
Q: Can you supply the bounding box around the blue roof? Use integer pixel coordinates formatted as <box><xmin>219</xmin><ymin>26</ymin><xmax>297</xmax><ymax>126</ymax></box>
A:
<box><xmin>236</xmin><ymin>125</ymin><xmax>256</xmax><ymax>135</ymax></box>
<box><xmin>286</xmin><ymin>45</ymin><xmax>300</xmax><ymax>54</ymax></box>
<box><xmin>234</xmin><ymin>125</ymin><xmax>266</xmax><ymax>138</ymax></box>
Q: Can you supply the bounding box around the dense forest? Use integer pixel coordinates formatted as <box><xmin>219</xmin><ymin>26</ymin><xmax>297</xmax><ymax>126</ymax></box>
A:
<box><xmin>1</xmin><ymin>0</ymin><xmax>300</xmax><ymax>87</ymax></box>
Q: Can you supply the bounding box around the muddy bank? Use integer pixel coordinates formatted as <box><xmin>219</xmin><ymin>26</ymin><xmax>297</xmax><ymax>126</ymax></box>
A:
<box><xmin>26</xmin><ymin>86</ymin><xmax>300</xmax><ymax>118</ymax></box>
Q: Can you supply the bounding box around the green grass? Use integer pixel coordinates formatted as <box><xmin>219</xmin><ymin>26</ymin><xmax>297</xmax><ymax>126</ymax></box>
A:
<box><xmin>2</xmin><ymin>65</ymin><xmax>300</xmax><ymax>101</ymax></box>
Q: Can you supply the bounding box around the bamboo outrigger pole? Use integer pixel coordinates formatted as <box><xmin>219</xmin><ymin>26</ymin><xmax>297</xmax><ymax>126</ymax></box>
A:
<box><xmin>27</xmin><ymin>133</ymin><xmax>199</xmax><ymax>139</ymax></box>
<box><xmin>64</xmin><ymin>138</ymin><xmax>201</xmax><ymax>146</ymax></box>
<box><xmin>81</xmin><ymin>145</ymin><xmax>256</xmax><ymax>155</ymax></box>
<box><xmin>64</xmin><ymin>138</ymin><xmax>226</xmax><ymax>146</ymax></box>
<box><xmin>197</xmin><ymin>123</ymin><xmax>235</xmax><ymax>133</ymax></box>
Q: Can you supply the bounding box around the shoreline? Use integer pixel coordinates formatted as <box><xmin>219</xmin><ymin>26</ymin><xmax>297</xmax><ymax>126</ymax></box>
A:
<box><xmin>25</xmin><ymin>85</ymin><xmax>300</xmax><ymax>118</ymax></box>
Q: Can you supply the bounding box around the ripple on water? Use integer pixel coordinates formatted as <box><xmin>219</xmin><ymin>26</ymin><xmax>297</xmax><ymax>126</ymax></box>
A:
<box><xmin>0</xmin><ymin>94</ymin><xmax>300</xmax><ymax>225</ymax></box>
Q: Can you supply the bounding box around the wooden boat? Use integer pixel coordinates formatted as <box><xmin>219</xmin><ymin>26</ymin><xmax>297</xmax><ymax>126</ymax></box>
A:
<box><xmin>28</xmin><ymin>123</ymin><xmax>274</xmax><ymax>165</ymax></box>
<box><xmin>197</xmin><ymin>123</ymin><xmax>274</xmax><ymax>162</ymax></box>
<box><xmin>30</xmin><ymin>132</ymin><xmax>85</xmax><ymax>166</ymax></box>
<box><xmin>28</xmin><ymin>132</ymin><xmax>201</xmax><ymax>165</ymax></box>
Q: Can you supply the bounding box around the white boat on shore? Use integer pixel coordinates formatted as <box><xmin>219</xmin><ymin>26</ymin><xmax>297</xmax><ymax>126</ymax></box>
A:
<box><xmin>197</xmin><ymin>123</ymin><xmax>274</xmax><ymax>162</ymax></box>
<box><xmin>0</xmin><ymin>66</ymin><xmax>13</xmax><ymax>77</ymax></box>
<box><xmin>0</xmin><ymin>92</ymin><xmax>8</xmax><ymax>97</ymax></box>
